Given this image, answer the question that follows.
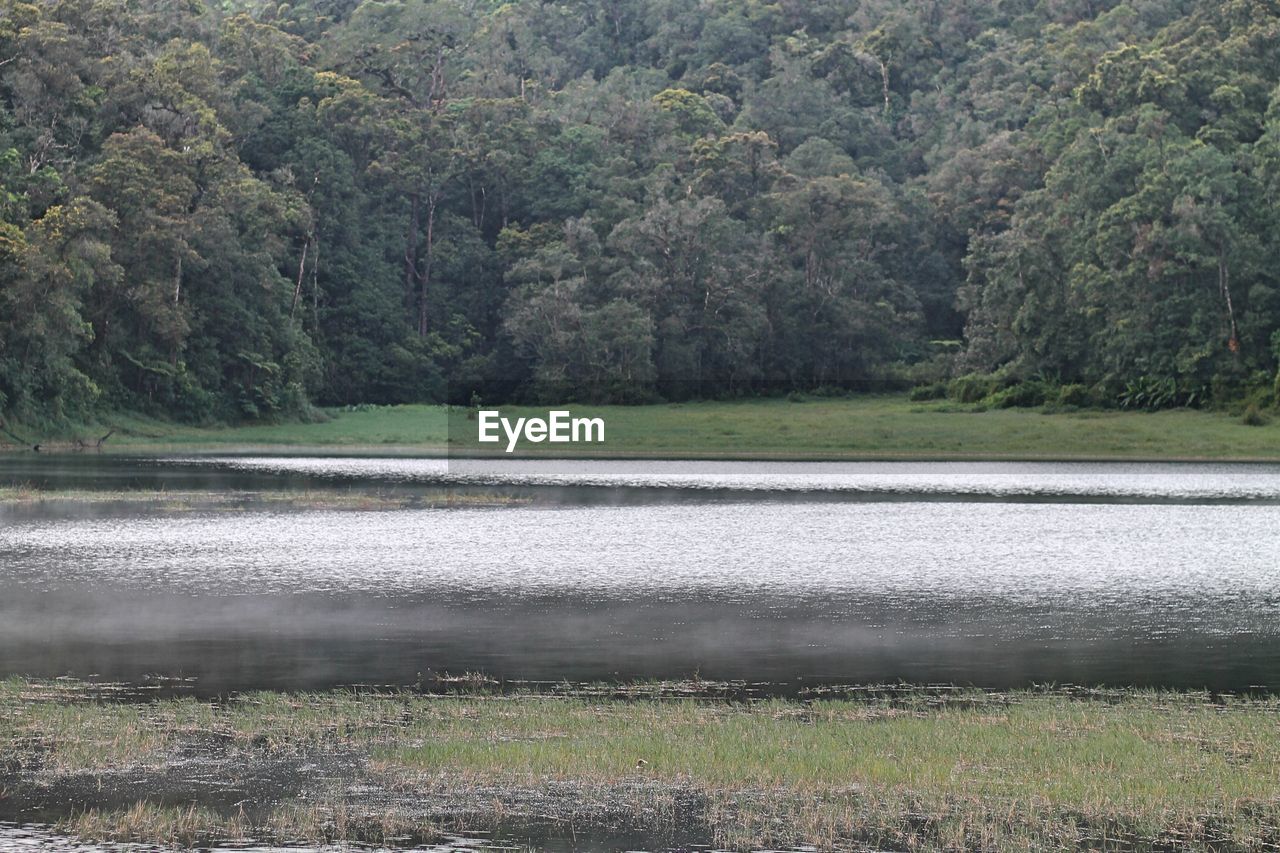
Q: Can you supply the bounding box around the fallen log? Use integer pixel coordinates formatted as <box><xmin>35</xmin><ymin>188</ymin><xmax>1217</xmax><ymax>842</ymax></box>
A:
<box><xmin>79</xmin><ymin>429</ymin><xmax>115</xmax><ymax>451</ymax></box>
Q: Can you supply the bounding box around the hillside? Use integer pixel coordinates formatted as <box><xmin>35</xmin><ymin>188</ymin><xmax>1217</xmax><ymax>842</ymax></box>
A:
<box><xmin>2</xmin><ymin>0</ymin><xmax>1279</xmax><ymax>423</ymax></box>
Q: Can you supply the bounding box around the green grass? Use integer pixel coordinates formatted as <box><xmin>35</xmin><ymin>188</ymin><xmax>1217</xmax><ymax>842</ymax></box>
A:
<box><xmin>372</xmin><ymin>695</ymin><xmax>1280</xmax><ymax>807</ymax></box>
<box><xmin>9</xmin><ymin>395</ymin><xmax>1280</xmax><ymax>460</ymax></box>
<box><xmin>448</xmin><ymin>397</ymin><xmax>1280</xmax><ymax>460</ymax></box>
<box><xmin>80</xmin><ymin>406</ymin><xmax>452</xmax><ymax>449</ymax></box>
<box><xmin>5</xmin><ymin>679</ymin><xmax>1280</xmax><ymax>849</ymax></box>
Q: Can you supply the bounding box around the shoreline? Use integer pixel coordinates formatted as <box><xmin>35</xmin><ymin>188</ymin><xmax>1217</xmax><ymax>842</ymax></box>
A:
<box><xmin>0</xmin><ymin>486</ymin><xmax>529</xmax><ymax>513</ymax></box>
<box><xmin>7</xmin><ymin>445</ymin><xmax>1280</xmax><ymax>464</ymax></box>
<box><xmin>3</xmin><ymin>680</ymin><xmax>1279</xmax><ymax>850</ymax></box>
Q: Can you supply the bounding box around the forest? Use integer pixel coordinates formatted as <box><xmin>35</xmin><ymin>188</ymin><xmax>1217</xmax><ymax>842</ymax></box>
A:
<box><xmin>2</xmin><ymin>0</ymin><xmax>1280</xmax><ymax>422</ymax></box>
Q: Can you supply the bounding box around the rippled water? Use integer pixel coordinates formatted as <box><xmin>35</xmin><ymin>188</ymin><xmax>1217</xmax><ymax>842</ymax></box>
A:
<box><xmin>0</xmin><ymin>825</ymin><xmax>631</xmax><ymax>853</ymax></box>
<box><xmin>1</xmin><ymin>456</ymin><xmax>1279</xmax><ymax>692</ymax></box>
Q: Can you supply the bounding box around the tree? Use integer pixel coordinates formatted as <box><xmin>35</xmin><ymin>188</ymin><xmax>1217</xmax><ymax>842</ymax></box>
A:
<box><xmin>0</xmin><ymin>199</ymin><xmax>117</xmax><ymax>418</ymax></box>
<box><xmin>768</xmin><ymin>173</ymin><xmax>921</xmax><ymax>385</ymax></box>
<box><xmin>609</xmin><ymin>196</ymin><xmax>768</xmax><ymax>395</ymax></box>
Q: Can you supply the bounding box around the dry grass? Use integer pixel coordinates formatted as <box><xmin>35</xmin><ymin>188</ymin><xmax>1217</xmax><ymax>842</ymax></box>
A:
<box><xmin>57</xmin><ymin>801</ymin><xmax>430</xmax><ymax>848</ymax></box>
<box><xmin>58</xmin><ymin>802</ymin><xmax>243</xmax><ymax>847</ymax></box>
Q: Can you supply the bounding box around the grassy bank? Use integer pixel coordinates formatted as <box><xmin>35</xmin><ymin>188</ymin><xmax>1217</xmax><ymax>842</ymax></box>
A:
<box><xmin>3</xmin><ymin>679</ymin><xmax>1280</xmax><ymax>850</ymax></box>
<box><xmin>4</xmin><ymin>395</ymin><xmax>1280</xmax><ymax>460</ymax></box>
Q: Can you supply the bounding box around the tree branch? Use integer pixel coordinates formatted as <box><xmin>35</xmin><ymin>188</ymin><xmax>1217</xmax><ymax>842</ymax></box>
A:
<box><xmin>0</xmin><ymin>418</ymin><xmax>37</xmax><ymax>451</ymax></box>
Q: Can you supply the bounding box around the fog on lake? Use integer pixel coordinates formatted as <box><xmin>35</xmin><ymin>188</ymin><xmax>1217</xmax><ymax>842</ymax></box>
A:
<box><xmin>1</xmin><ymin>456</ymin><xmax>1278</xmax><ymax>693</ymax></box>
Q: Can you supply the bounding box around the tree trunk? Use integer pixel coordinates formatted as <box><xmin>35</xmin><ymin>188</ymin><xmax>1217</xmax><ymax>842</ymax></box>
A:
<box><xmin>419</xmin><ymin>193</ymin><xmax>437</xmax><ymax>337</ymax></box>
<box><xmin>171</xmin><ymin>255</ymin><xmax>183</xmax><ymax>368</ymax></box>
<box><xmin>312</xmin><ymin>236</ymin><xmax>320</xmax><ymax>326</ymax></box>
<box><xmin>879</xmin><ymin>60</ymin><xmax>891</xmax><ymax>116</ymax></box>
<box><xmin>405</xmin><ymin>191</ymin><xmax>421</xmax><ymax>317</ymax></box>
<box><xmin>291</xmin><ymin>237</ymin><xmax>310</xmax><ymax>319</ymax></box>
<box><xmin>1219</xmin><ymin>243</ymin><xmax>1240</xmax><ymax>354</ymax></box>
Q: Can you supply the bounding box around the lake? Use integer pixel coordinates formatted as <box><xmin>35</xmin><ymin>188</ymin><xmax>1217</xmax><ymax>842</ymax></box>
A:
<box><xmin>2</xmin><ymin>455</ymin><xmax>1278</xmax><ymax>693</ymax></box>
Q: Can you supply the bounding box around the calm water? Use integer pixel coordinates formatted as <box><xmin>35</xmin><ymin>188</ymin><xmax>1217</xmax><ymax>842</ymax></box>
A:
<box><xmin>8</xmin><ymin>454</ymin><xmax>1280</xmax><ymax>502</ymax></box>
<box><xmin>1</xmin><ymin>456</ymin><xmax>1279</xmax><ymax>692</ymax></box>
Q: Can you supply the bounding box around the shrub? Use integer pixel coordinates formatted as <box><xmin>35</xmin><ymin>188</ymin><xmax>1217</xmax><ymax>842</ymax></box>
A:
<box><xmin>908</xmin><ymin>382</ymin><xmax>947</xmax><ymax>402</ymax></box>
<box><xmin>947</xmin><ymin>373</ymin><xmax>1003</xmax><ymax>404</ymax></box>
<box><xmin>985</xmin><ymin>381</ymin><xmax>1048</xmax><ymax>409</ymax></box>
<box><xmin>899</xmin><ymin>352</ymin><xmax>953</xmax><ymax>387</ymax></box>
<box><xmin>1239</xmin><ymin>372</ymin><xmax>1276</xmax><ymax>411</ymax></box>
<box><xmin>1117</xmin><ymin>376</ymin><xmax>1208</xmax><ymax>410</ymax></box>
<box><xmin>1242</xmin><ymin>404</ymin><xmax>1270</xmax><ymax>427</ymax></box>
<box><xmin>811</xmin><ymin>385</ymin><xmax>847</xmax><ymax>398</ymax></box>
<box><xmin>1057</xmin><ymin>384</ymin><xmax>1095</xmax><ymax>408</ymax></box>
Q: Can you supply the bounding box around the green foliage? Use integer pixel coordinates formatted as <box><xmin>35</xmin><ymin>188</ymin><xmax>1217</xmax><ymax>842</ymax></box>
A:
<box><xmin>908</xmin><ymin>382</ymin><xmax>947</xmax><ymax>402</ymax></box>
<box><xmin>1</xmin><ymin>0</ymin><xmax>1278</xmax><ymax>421</ymax></box>
<box><xmin>946</xmin><ymin>373</ymin><xmax>1006</xmax><ymax>405</ymax></box>
<box><xmin>961</xmin><ymin>3</ymin><xmax>1280</xmax><ymax>401</ymax></box>
<box><xmin>1057</xmin><ymin>384</ymin><xmax>1099</xmax><ymax>409</ymax></box>
<box><xmin>1241</xmin><ymin>403</ymin><xmax>1270</xmax><ymax>426</ymax></box>
<box><xmin>986</xmin><ymin>381</ymin><xmax>1050</xmax><ymax>409</ymax></box>
<box><xmin>1117</xmin><ymin>376</ymin><xmax>1209</xmax><ymax>411</ymax></box>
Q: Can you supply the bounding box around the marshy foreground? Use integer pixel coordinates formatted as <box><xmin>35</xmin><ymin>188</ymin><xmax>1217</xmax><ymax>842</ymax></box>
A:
<box><xmin>2</xmin><ymin>680</ymin><xmax>1279</xmax><ymax>851</ymax></box>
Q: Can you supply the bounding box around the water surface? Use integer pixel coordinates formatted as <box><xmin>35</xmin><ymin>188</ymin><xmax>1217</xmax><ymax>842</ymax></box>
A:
<box><xmin>1</xmin><ymin>456</ymin><xmax>1278</xmax><ymax>692</ymax></box>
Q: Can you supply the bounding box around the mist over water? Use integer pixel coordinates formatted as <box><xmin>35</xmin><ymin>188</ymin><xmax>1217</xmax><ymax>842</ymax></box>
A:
<box><xmin>1</xmin><ymin>456</ymin><xmax>1279</xmax><ymax>692</ymax></box>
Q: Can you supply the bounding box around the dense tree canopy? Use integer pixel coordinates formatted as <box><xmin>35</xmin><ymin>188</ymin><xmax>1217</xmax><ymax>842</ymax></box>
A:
<box><xmin>1</xmin><ymin>0</ymin><xmax>1278</xmax><ymax>420</ymax></box>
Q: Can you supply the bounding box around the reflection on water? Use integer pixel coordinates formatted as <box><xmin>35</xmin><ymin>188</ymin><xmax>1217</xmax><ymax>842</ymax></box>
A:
<box><xmin>5</xmin><ymin>455</ymin><xmax>1280</xmax><ymax>502</ymax></box>
<box><xmin>181</xmin><ymin>456</ymin><xmax>1280</xmax><ymax>501</ymax></box>
<box><xmin>1</xmin><ymin>456</ymin><xmax>1278</xmax><ymax>692</ymax></box>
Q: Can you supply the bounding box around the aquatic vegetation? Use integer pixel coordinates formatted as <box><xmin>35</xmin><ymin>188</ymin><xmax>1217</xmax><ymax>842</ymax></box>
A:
<box><xmin>5</xmin><ymin>680</ymin><xmax>1280</xmax><ymax>850</ymax></box>
<box><xmin>57</xmin><ymin>802</ymin><xmax>239</xmax><ymax>848</ymax></box>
